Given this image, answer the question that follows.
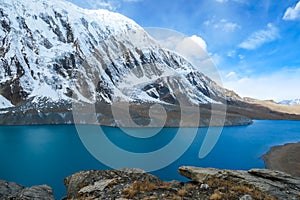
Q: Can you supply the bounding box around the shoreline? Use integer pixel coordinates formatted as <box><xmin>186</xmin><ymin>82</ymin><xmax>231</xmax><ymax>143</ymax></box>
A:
<box><xmin>262</xmin><ymin>142</ymin><xmax>300</xmax><ymax>177</ymax></box>
<box><xmin>0</xmin><ymin>108</ymin><xmax>253</xmax><ymax>127</ymax></box>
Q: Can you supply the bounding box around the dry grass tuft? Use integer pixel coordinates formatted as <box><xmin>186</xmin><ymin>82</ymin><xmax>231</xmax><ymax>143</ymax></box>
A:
<box><xmin>185</xmin><ymin>183</ymin><xmax>196</xmax><ymax>190</ymax></box>
<box><xmin>158</xmin><ymin>182</ymin><xmax>170</xmax><ymax>189</ymax></box>
<box><xmin>171</xmin><ymin>194</ymin><xmax>184</xmax><ymax>200</ymax></box>
<box><xmin>177</xmin><ymin>189</ymin><xmax>186</xmax><ymax>197</ymax></box>
<box><xmin>122</xmin><ymin>181</ymin><xmax>158</xmax><ymax>199</ymax></box>
<box><xmin>232</xmin><ymin>185</ymin><xmax>253</xmax><ymax>194</ymax></box>
<box><xmin>206</xmin><ymin>177</ymin><xmax>277</xmax><ymax>200</ymax></box>
<box><xmin>142</xmin><ymin>195</ymin><xmax>159</xmax><ymax>200</ymax></box>
<box><xmin>209</xmin><ymin>192</ymin><xmax>223</xmax><ymax>200</ymax></box>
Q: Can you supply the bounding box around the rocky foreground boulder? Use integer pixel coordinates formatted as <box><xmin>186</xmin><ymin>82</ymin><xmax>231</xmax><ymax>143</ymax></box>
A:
<box><xmin>0</xmin><ymin>180</ymin><xmax>54</xmax><ymax>199</ymax></box>
<box><xmin>178</xmin><ymin>166</ymin><xmax>300</xmax><ymax>200</ymax></box>
<box><xmin>62</xmin><ymin>167</ymin><xmax>300</xmax><ymax>200</ymax></box>
<box><xmin>1</xmin><ymin>167</ymin><xmax>300</xmax><ymax>199</ymax></box>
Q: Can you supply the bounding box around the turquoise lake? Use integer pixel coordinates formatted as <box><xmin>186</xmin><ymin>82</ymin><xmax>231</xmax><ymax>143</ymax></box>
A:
<box><xmin>0</xmin><ymin>120</ymin><xmax>300</xmax><ymax>199</ymax></box>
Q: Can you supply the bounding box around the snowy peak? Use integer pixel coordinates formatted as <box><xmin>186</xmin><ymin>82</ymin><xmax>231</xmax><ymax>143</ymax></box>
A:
<box><xmin>0</xmin><ymin>0</ymin><xmax>143</xmax><ymax>106</ymax></box>
<box><xmin>0</xmin><ymin>0</ymin><xmax>231</xmax><ymax>110</ymax></box>
<box><xmin>278</xmin><ymin>99</ymin><xmax>300</xmax><ymax>106</ymax></box>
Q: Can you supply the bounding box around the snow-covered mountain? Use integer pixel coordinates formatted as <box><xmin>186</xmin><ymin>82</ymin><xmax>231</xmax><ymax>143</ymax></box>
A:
<box><xmin>0</xmin><ymin>0</ymin><xmax>239</xmax><ymax>112</ymax></box>
<box><xmin>278</xmin><ymin>99</ymin><xmax>300</xmax><ymax>106</ymax></box>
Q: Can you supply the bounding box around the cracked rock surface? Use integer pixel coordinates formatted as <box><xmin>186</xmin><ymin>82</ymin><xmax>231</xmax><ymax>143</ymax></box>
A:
<box><xmin>0</xmin><ymin>180</ymin><xmax>54</xmax><ymax>200</ymax></box>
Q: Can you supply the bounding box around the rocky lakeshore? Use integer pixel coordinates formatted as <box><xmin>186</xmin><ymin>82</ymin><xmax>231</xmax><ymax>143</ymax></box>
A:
<box><xmin>263</xmin><ymin>142</ymin><xmax>300</xmax><ymax>177</ymax></box>
<box><xmin>0</xmin><ymin>103</ymin><xmax>253</xmax><ymax>127</ymax></box>
<box><xmin>1</xmin><ymin>167</ymin><xmax>300</xmax><ymax>200</ymax></box>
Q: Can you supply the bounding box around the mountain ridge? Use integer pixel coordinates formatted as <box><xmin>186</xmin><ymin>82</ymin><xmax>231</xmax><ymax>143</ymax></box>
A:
<box><xmin>0</xmin><ymin>0</ymin><xmax>299</xmax><ymax>126</ymax></box>
<box><xmin>278</xmin><ymin>99</ymin><xmax>300</xmax><ymax>106</ymax></box>
<box><xmin>0</xmin><ymin>0</ymin><xmax>231</xmax><ymax>108</ymax></box>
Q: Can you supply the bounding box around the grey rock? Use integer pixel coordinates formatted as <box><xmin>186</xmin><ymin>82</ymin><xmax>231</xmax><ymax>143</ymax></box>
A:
<box><xmin>200</xmin><ymin>183</ymin><xmax>209</xmax><ymax>190</ymax></box>
<box><xmin>248</xmin><ymin>168</ymin><xmax>300</xmax><ymax>185</ymax></box>
<box><xmin>63</xmin><ymin>168</ymin><xmax>162</xmax><ymax>199</ymax></box>
<box><xmin>0</xmin><ymin>181</ymin><xmax>54</xmax><ymax>200</ymax></box>
<box><xmin>178</xmin><ymin>167</ymin><xmax>220</xmax><ymax>183</ymax></box>
<box><xmin>179</xmin><ymin>166</ymin><xmax>300</xmax><ymax>200</ymax></box>
<box><xmin>14</xmin><ymin>185</ymin><xmax>54</xmax><ymax>200</ymax></box>
<box><xmin>78</xmin><ymin>179</ymin><xmax>116</xmax><ymax>194</ymax></box>
<box><xmin>0</xmin><ymin>180</ymin><xmax>24</xmax><ymax>199</ymax></box>
<box><xmin>240</xmin><ymin>194</ymin><xmax>253</xmax><ymax>200</ymax></box>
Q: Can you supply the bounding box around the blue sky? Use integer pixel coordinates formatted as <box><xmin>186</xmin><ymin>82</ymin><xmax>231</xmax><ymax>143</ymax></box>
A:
<box><xmin>68</xmin><ymin>0</ymin><xmax>300</xmax><ymax>101</ymax></box>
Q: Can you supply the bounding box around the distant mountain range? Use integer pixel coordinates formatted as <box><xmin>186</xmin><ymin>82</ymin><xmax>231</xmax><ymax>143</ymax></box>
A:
<box><xmin>278</xmin><ymin>99</ymin><xmax>300</xmax><ymax>106</ymax></box>
<box><xmin>0</xmin><ymin>0</ymin><xmax>299</xmax><ymax>126</ymax></box>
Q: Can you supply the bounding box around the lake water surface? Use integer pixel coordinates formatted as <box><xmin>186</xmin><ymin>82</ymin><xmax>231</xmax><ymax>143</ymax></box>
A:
<box><xmin>0</xmin><ymin>120</ymin><xmax>300</xmax><ymax>199</ymax></box>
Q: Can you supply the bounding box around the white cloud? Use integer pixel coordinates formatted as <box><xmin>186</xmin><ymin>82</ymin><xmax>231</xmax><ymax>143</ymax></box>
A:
<box><xmin>156</xmin><ymin>34</ymin><xmax>208</xmax><ymax>58</ymax></box>
<box><xmin>203</xmin><ymin>20</ymin><xmax>212</xmax><ymax>26</ymax></box>
<box><xmin>82</xmin><ymin>0</ymin><xmax>119</xmax><ymax>10</ymax></box>
<box><xmin>283</xmin><ymin>1</ymin><xmax>300</xmax><ymax>20</ymax></box>
<box><xmin>227</xmin><ymin>50</ymin><xmax>236</xmax><ymax>57</ymax></box>
<box><xmin>238</xmin><ymin>54</ymin><xmax>245</xmax><ymax>60</ymax></box>
<box><xmin>173</xmin><ymin>35</ymin><xmax>211</xmax><ymax>73</ymax></box>
<box><xmin>145</xmin><ymin>28</ymin><xmax>222</xmax><ymax>83</ymax></box>
<box><xmin>223</xmin><ymin>68</ymin><xmax>300</xmax><ymax>101</ymax></box>
<box><xmin>205</xmin><ymin>19</ymin><xmax>240</xmax><ymax>33</ymax></box>
<box><xmin>160</xmin><ymin>35</ymin><xmax>221</xmax><ymax>81</ymax></box>
<box><xmin>223</xmin><ymin>22</ymin><xmax>240</xmax><ymax>32</ymax></box>
<box><xmin>225</xmin><ymin>71</ymin><xmax>237</xmax><ymax>79</ymax></box>
<box><xmin>239</xmin><ymin>23</ymin><xmax>279</xmax><ymax>50</ymax></box>
<box><xmin>81</xmin><ymin>0</ymin><xmax>142</xmax><ymax>10</ymax></box>
<box><xmin>190</xmin><ymin>35</ymin><xmax>207</xmax><ymax>51</ymax></box>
